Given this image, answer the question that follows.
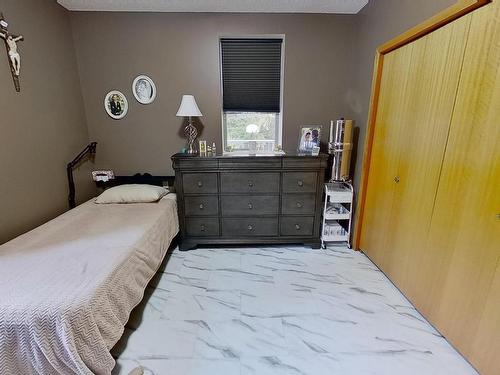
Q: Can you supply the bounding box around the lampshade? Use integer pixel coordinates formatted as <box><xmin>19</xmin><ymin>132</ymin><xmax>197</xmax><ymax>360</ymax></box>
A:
<box><xmin>176</xmin><ymin>95</ymin><xmax>203</xmax><ymax>117</ymax></box>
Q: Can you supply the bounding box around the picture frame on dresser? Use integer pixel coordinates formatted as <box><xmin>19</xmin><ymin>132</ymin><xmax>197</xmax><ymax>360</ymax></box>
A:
<box><xmin>171</xmin><ymin>153</ymin><xmax>328</xmax><ymax>251</ymax></box>
<box><xmin>298</xmin><ymin>125</ymin><xmax>322</xmax><ymax>154</ymax></box>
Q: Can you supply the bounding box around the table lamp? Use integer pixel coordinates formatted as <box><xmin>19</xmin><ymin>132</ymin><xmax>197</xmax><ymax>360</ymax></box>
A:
<box><xmin>176</xmin><ymin>95</ymin><xmax>203</xmax><ymax>154</ymax></box>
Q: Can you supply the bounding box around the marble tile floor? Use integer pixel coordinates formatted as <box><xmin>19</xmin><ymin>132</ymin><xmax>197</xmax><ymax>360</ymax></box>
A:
<box><xmin>111</xmin><ymin>245</ymin><xmax>477</xmax><ymax>375</ymax></box>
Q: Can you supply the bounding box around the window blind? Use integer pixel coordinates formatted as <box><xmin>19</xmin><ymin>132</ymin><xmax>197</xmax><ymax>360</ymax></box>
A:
<box><xmin>221</xmin><ymin>38</ymin><xmax>282</xmax><ymax>113</ymax></box>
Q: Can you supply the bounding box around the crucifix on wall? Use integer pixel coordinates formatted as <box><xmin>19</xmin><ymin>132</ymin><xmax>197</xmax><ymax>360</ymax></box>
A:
<box><xmin>0</xmin><ymin>13</ymin><xmax>23</xmax><ymax>92</ymax></box>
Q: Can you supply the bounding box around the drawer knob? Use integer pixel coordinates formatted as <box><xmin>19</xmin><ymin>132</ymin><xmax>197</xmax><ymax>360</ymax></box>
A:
<box><xmin>200</xmin><ymin>224</ymin><xmax>206</xmax><ymax>232</ymax></box>
<box><xmin>248</xmin><ymin>203</ymin><xmax>253</xmax><ymax>209</ymax></box>
<box><xmin>394</xmin><ymin>176</ymin><xmax>400</xmax><ymax>183</ymax></box>
<box><xmin>199</xmin><ymin>203</ymin><xmax>204</xmax><ymax>210</ymax></box>
<box><xmin>295</xmin><ymin>224</ymin><xmax>301</xmax><ymax>230</ymax></box>
<box><xmin>297</xmin><ymin>180</ymin><xmax>304</xmax><ymax>187</ymax></box>
<box><xmin>247</xmin><ymin>224</ymin><xmax>254</xmax><ymax>231</ymax></box>
<box><xmin>248</xmin><ymin>181</ymin><xmax>254</xmax><ymax>187</ymax></box>
<box><xmin>296</xmin><ymin>202</ymin><xmax>303</xmax><ymax>208</ymax></box>
<box><xmin>197</xmin><ymin>181</ymin><xmax>203</xmax><ymax>187</ymax></box>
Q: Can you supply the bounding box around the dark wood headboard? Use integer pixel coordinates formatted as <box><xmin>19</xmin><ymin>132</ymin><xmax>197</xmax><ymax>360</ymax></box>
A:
<box><xmin>95</xmin><ymin>173</ymin><xmax>175</xmax><ymax>190</ymax></box>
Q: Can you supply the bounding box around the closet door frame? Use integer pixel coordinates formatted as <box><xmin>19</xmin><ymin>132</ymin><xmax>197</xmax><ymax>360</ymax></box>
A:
<box><xmin>353</xmin><ymin>0</ymin><xmax>491</xmax><ymax>250</ymax></box>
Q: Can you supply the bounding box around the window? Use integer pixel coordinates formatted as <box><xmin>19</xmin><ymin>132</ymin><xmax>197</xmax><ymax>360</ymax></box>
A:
<box><xmin>220</xmin><ymin>38</ymin><xmax>283</xmax><ymax>153</ymax></box>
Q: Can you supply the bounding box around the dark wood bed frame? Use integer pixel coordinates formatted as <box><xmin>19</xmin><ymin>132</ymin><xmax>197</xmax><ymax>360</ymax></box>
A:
<box><xmin>95</xmin><ymin>173</ymin><xmax>175</xmax><ymax>190</ymax></box>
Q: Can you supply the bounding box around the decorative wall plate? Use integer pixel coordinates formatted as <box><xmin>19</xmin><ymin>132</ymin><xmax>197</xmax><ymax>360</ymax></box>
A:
<box><xmin>104</xmin><ymin>90</ymin><xmax>128</xmax><ymax>119</ymax></box>
<box><xmin>132</xmin><ymin>75</ymin><xmax>156</xmax><ymax>104</ymax></box>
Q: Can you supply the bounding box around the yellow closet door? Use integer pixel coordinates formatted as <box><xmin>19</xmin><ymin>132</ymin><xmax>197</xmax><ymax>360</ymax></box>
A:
<box><xmin>470</xmin><ymin>263</ymin><xmax>500</xmax><ymax>374</ymax></box>
<box><xmin>360</xmin><ymin>16</ymin><xmax>471</xmax><ymax>289</ymax></box>
<box><xmin>385</xmin><ymin>16</ymin><xmax>471</xmax><ymax>294</ymax></box>
<box><xmin>472</xmin><ymin>263</ymin><xmax>500</xmax><ymax>375</ymax></box>
<box><xmin>359</xmin><ymin>43</ymin><xmax>414</xmax><ymax>269</ymax></box>
<box><xmin>422</xmin><ymin>2</ymin><xmax>500</xmax><ymax>374</ymax></box>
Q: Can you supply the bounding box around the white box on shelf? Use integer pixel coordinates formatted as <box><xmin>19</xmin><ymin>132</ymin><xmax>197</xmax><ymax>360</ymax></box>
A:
<box><xmin>324</xmin><ymin>203</ymin><xmax>351</xmax><ymax>220</ymax></box>
<box><xmin>329</xmin><ymin>191</ymin><xmax>353</xmax><ymax>202</ymax></box>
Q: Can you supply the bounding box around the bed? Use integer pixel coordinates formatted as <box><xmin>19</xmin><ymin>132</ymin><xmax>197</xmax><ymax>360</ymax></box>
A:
<box><xmin>0</xmin><ymin>175</ymin><xmax>178</xmax><ymax>374</ymax></box>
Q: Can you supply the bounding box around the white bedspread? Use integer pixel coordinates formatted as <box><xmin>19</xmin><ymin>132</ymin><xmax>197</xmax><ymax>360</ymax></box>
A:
<box><xmin>0</xmin><ymin>195</ymin><xmax>178</xmax><ymax>375</ymax></box>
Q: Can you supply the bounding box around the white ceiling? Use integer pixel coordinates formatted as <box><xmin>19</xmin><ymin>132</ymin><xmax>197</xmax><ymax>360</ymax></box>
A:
<box><xmin>57</xmin><ymin>0</ymin><xmax>369</xmax><ymax>14</ymax></box>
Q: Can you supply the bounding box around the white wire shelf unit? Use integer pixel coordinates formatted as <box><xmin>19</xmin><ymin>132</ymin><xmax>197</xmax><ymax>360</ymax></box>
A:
<box><xmin>321</xmin><ymin>181</ymin><xmax>354</xmax><ymax>248</ymax></box>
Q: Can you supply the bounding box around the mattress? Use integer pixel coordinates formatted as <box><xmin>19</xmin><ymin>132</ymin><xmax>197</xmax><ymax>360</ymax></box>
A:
<box><xmin>0</xmin><ymin>194</ymin><xmax>178</xmax><ymax>375</ymax></box>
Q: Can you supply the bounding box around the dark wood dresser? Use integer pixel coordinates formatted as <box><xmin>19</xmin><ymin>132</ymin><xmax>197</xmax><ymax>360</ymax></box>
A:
<box><xmin>171</xmin><ymin>153</ymin><xmax>328</xmax><ymax>250</ymax></box>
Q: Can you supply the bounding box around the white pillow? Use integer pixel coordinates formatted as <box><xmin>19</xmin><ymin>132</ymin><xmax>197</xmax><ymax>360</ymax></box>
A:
<box><xmin>95</xmin><ymin>184</ymin><xmax>169</xmax><ymax>204</ymax></box>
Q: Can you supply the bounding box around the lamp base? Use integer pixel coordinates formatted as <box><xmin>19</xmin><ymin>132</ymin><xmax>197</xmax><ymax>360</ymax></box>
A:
<box><xmin>184</xmin><ymin>118</ymin><xmax>198</xmax><ymax>154</ymax></box>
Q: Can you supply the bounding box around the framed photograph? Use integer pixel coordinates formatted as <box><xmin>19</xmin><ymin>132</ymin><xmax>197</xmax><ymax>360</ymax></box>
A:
<box><xmin>199</xmin><ymin>140</ymin><xmax>207</xmax><ymax>155</ymax></box>
<box><xmin>132</xmin><ymin>75</ymin><xmax>156</xmax><ymax>104</ymax></box>
<box><xmin>104</xmin><ymin>90</ymin><xmax>128</xmax><ymax>120</ymax></box>
<box><xmin>298</xmin><ymin>125</ymin><xmax>322</xmax><ymax>153</ymax></box>
<box><xmin>91</xmin><ymin>170</ymin><xmax>115</xmax><ymax>182</ymax></box>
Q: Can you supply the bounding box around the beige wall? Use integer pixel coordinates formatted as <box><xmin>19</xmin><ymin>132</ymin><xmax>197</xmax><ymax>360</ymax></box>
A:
<box><xmin>349</xmin><ymin>0</ymin><xmax>457</xmax><ymax>189</ymax></box>
<box><xmin>70</xmin><ymin>12</ymin><xmax>358</xmax><ymax>175</ymax></box>
<box><xmin>0</xmin><ymin>0</ymin><xmax>94</xmax><ymax>244</ymax></box>
<box><xmin>71</xmin><ymin>2</ymin><xmax>459</xmax><ymax>185</ymax></box>
<box><xmin>0</xmin><ymin>0</ymin><xmax>460</xmax><ymax>243</ymax></box>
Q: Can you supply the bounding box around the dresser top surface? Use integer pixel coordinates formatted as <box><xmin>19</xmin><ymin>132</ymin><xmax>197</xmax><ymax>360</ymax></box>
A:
<box><xmin>172</xmin><ymin>152</ymin><xmax>329</xmax><ymax>160</ymax></box>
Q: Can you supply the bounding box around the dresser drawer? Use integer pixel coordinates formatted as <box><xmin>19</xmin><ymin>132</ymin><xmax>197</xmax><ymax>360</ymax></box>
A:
<box><xmin>221</xmin><ymin>172</ymin><xmax>279</xmax><ymax>193</ymax></box>
<box><xmin>280</xmin><ymin>216</ymin><xmax>314</xmax><ymax>236</ymax></box>
<box><xmin>221</xmin><ymin>195</ymin><xmax>278</xmax><ymax>216</ymax></box>
<box><xmin>219</xmin><ymin>158</ymin><xmax>281</xmax><ymax>169</ymax></box>
<box><xmin>282</xmin><ymin>172</ymin><xmax>317</xmax><ymax>193</ymax></box>
<box><xmin>175</xmin><ymin>158</ymin><xmax>218</xmax><ymax>170</ymax></box>
<box><xmin>185</xmin><ymin>196</ymin><xmax>219</xmax><ymax>216</ymax></box>
<box><xmin>183</xmin><ymin>173</ymin><xmax>218</xmax><ymax>194</ymax></box>
<box><xmin>282</xmin><ymin>158</ymin><xmax>321</xmax><ymax>169</ymax></box>
<box><xmin>222</xmin><ymin>218</ymin><xmax>278</xmax><ymax>236</ymax></box>
<box><xmin>185</xmin><ymin>218</ymin><xmax>219</xmax><ymax>236</ymax></box>
<box><xmin>281</xmin><ymin>194</ymin><xmax>316</xmax><ymax>215</ymax></box>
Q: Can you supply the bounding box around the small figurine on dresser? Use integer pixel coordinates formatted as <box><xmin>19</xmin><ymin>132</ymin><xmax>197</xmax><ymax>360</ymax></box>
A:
<box><xmin>199</xmin><ymin>140</ymin><xmax>207</xmax><ymax>156</ymax></box>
